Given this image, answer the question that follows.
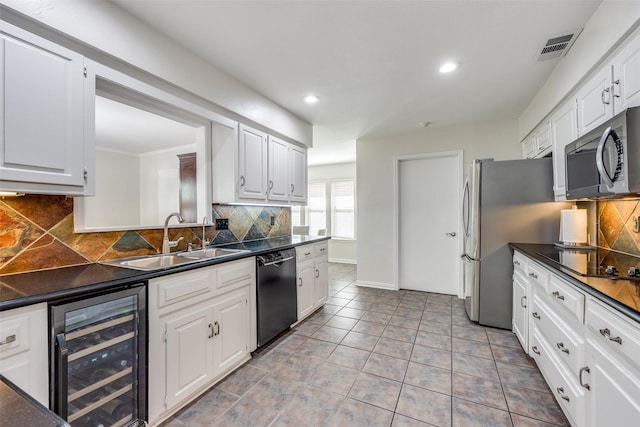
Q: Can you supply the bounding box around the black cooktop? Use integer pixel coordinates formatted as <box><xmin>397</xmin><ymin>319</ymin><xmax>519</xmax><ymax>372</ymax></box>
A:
<box><xmin>537</xmin><ymin>247</ymin><xmax>640</xmax><ymax>280</ymax></box>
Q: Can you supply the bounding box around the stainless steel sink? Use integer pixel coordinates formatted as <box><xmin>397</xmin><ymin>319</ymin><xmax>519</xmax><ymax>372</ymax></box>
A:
<box><xmin>117</xmin><ymin>254</ymin><xmax>201</xmax><ymax>270</ymax></box>
<box><xmin>103</xmin><ymin>248</ymin><xmax>249</xmax><ymax>271</ymax></box>
<box><xmin>177</xmin><ymin>248</ymin><xmax>249</xmax><ymax>259</ymax></box>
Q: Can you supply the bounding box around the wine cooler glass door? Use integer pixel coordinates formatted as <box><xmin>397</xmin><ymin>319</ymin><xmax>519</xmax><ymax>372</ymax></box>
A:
<box><xmin>51</xmin><ymin>285</ymin><xmax>146</xmax><ymax>427</ymax></box>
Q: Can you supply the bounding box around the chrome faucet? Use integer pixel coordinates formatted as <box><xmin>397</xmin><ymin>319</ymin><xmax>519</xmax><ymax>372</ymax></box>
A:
<box><xmin>162</xmin><ymin>212</ymin><xmax>185</xmax><ymax>254</ymax></box>
<box><xmin>202</xmin><ymin>216</ymin><xmax>211</xmax><ymax>249</ymax></box>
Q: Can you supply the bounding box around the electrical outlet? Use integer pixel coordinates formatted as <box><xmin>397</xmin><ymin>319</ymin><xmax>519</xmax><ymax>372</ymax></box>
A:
<box><xmin>215</xmin><ymin>218</ymin><xmax>229</xmax><ymax>230</ymax></box>
<box><xmin>271</xmin><ymin>216</ymin><xmax>275</xmax><ymax>226</ymax></box>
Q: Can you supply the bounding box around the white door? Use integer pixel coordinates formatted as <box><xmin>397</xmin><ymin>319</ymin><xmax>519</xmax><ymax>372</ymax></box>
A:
<box><xmin>238</xmin><ymin>124</ymin><xmax>267</xmax><ymax>200</ymax></box>
<box><xmin>397</xmin><ymin>152</ymin><xmax>461</xmax><ymax>294</ymax></box>
<box><xmin>212</xmin><ymin>288</ymin><xmax>249</xmax><ymax>375</ymax></box>
<box><xmin>267</xmin><ymin>136</ymin><xmax>290</xmax><ymax>202</ymax></box>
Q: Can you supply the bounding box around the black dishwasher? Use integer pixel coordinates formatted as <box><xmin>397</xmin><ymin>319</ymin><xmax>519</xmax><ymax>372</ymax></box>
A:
<box><xmin>256</xmin><ymin>249</ymin><xmax>297</xmax><ymax>348</ymax></box>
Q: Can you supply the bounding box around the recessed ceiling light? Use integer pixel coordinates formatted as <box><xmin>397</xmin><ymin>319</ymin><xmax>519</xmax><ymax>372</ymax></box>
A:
<box><xmin>304</xmin><ymin>95</ymin><xmax>319</xmax><ymax>104</ymax></box>
<box><xmin>439</xmin><ymin>62</ymin><xmax>458</xmax><ymax>73</ymax></box>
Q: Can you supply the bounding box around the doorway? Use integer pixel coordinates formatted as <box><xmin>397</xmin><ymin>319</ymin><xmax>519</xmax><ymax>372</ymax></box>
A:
<box><xmin>395</xmin><ymin>151</ymin><xmax>462</xmax><ymax>295</ymax></box>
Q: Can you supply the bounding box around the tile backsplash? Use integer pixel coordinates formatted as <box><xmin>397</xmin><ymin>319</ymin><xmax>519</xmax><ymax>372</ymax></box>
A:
<box><xmin>0</xmin><ymin>195</ymin><xmax>290</xmax><ymax>274</ymax></box>
<box><xmin>598</xmin><ymin>199</ymin><xmax>640</xmax><ymax>256</ymax></box>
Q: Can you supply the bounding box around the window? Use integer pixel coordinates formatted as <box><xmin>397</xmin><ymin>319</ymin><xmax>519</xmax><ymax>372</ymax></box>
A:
<box><xmin>292</xmin><ymin>179</ymin><xmax>355</xmax><ymax>239</ymax></box>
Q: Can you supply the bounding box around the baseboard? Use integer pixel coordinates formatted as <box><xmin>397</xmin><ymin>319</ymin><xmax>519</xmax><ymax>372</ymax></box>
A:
<box><xmin>354</xmin><ymin>280</ymin><xmax>397</xmax><ymax>291</ymax></box>
<box><xmin>328</xmin><ymin>258</ymin><xmax>356</xmax><ymax>264</ymax></box>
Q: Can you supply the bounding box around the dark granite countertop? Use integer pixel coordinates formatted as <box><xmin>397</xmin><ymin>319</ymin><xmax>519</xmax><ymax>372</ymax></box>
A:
<box><xmin>0</xmin><ymin>375</ymin><xmax>69</xmax><ymax>427</ymax></box>
<box><xmin>510</xmin><ymin>243</ymin><xmax>640</xmax><ymax>323</ymax></box>
<box><xmin>0</xmin><ymin>235</ymin><xmax>329</xmax><ymax>311</ymax></box>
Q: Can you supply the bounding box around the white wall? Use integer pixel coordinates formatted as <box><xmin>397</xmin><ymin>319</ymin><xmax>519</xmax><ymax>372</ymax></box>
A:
<box><xmin>84</xmin><ymin>148</ymin><xmax>139</xmax><ymax>227</ymax></box>
<box><xmin>308</xmin><ymin>162</ymin><xmax>357</xmax><ymax>264</ymax></box>
<box><xmin>356</xmin><ymin>119</ymin><xmax>520</xmax><ymax>288</ymax></box>
<box><xmin>2</xmin><ymin>0</ymin><xmax>312</xmax><ymax>146</ymax></box>
<box><xmin>519</xmin><ymin>1</ymin><xmax>640</xmax><ymax>139</ymax></box>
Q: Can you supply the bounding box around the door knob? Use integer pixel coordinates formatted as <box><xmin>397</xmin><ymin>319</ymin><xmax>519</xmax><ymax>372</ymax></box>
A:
<box><xmin>446</xmin><ymin>232</ymin><xmax>456</xmax><ymax>237</ymax></box>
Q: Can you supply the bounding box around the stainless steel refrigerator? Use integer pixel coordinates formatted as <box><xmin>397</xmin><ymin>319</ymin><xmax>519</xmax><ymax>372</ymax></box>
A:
<box><xmin>461</xmin><ymin>158</ymin><xmax>570</xmax><ymax>329</ymax></box>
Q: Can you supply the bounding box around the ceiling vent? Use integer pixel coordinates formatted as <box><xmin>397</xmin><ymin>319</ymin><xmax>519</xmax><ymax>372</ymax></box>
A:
<box><xmin>535</xmin><ymin>29</ymin><xmax>582</xmax><ymax>61</ymax></box>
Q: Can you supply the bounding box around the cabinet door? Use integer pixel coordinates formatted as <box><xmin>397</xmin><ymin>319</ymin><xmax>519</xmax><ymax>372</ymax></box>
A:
<box><xmin>512</xmin><ymin>271</ymin><xmax>528</xmax><ymax>351</ymax></box>
<box><xmin>0</xmin><ymin>303</ymin><xmax>48</xmax><ymax>405</ymax></box>
<box><xmin>238</xmin><ymin>124</ymin><xmax>267</xmax><ymax>200</ymax></box>
<box><xmin>314</xmin><ymin>256</ymin><xmax>329</xmax><ymax>307</ymax></box>
<box><xmin>522</xmin><ymin>134</ymin><xmax>535</xmax><ymax>159</ymax></box>
<box><xmin>612</xmin><ymin>33</ymin><xmax>640</xmax><ymax>114</ymax></box>
<box><xmin>550</xmin><ymin>100</ymin><xmax>578</xmax><ymax>201</ymax></box>
<box><xmin>267</xmin><ymin>136</ymin><xmax>290</xmax><ymax>202</ymax></box>
<box><xmin>165</xmin><ymin>306</ymin><xmax>214</xmax><ymax>410</ymax></box>
<box><xmin>297</xmin><ymin>260</ymin><xmax>316</xmax><ymax>320</ymax></box>
<box><xmin>290</xmin><ymin>145</ymin><xmax>307</xmax><ymax>203</ymax></box>
<box><xmin>584</xmin><ymin>337</ymin><xmax>640</xmax><ymax>427</ymax></box>
<box><xmin>0</xmin><ymin>22</ymin><xmax>86</xmax><ymax>190</ymax></box>
<box><xmin>577</xmin><ymin>66</ymin><xmax>614</xmax><ymax>135</ymax></box>
<box><xmin>534</xmin><ymin>121</ymin><xmax>552</xmax><ymax>157</ymax></box>
<box><xmin>212</xmin><ymin>288</ymin><xmax>249</xmax><ymax>375</ymax></box>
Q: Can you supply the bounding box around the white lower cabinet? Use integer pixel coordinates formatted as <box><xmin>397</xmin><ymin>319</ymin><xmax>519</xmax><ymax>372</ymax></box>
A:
<box><xmin>0</xmin><ymin>303</ymin><xmax>48</xmax><ymax>406</ymax></box>
<box><xmin>296</xmin><ymin>241</ymin><xmax>329</xmax><ymax>322</ymax></box>
<box><xmin>148</xmin><ymin>258</ymin><xmax>254</xmax><ymax>425</ymax></box>
<box><xmin>512</xmin><ymin>269</ymin><xmax>529</xmax><ymax>349</ymax></box>
<box><xmin>513</xmin><ymin>251</ymin><xmax>640</xmax><ymax>427</ymax></box>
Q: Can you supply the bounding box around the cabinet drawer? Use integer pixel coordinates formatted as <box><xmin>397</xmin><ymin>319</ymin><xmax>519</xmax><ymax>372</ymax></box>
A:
<box><xmin>0</xmin><ymin>312</ymin><xmax>31</xmax><ymax>359</ymax></box>
<box><xmin>216</xmin><ymin>258</ymin><xmax>255</xmax><ymax>292</ymax></box>
<box><xmin>547</xmin><ymin>276</ymin><xmax>585</xmax><ymax>323</ymax></box>
<box><xmin>530</xmin><ymin>329</ymin><xmax>585</xmax><ymax>427</ymax></box>
<box><xmin>585</xmin><ymin>297</ymin><xmax>640</xmax><ymax>367</ymax></box>
<box><xmin>531</xmin><ymin>294</ymin><xmax>584</xmax><ymax>372</ymax></box>
<box><xmin>314</xmin><ymin>242</ymin><xmax>328</xmax><ymax>258</ymax></box>
<box><xmin>513</xmin><ymin>251</ymin><xmax>527</xmax><ymax>275</ymax></box>
<box><xmin>296</xmin><ymin>244</ymin><xmax>314</xmax><ymax>262</ymax></box>
<box><xmin>526</xmin><ymin>262</ymin><xmax>549</xmax><ymax>291</ymax></box>
<box><xmin>154</xmin><ymin>268</ymin><xmax>215</xmax><ymax>310</ymax></box>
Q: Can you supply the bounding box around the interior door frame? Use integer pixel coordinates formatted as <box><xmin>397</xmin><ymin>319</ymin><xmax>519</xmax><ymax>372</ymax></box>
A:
<box><xmin>393</xmin><ymin>150</ymin><xmax>464</xmax><ymax>297</ymax></box>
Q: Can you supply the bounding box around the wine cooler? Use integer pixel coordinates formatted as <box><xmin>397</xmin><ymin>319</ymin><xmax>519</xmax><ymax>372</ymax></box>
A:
<box><xmin>50</xmin><ymin>284</ymin><xmax>147</xmax><ymax>427</ymax></box>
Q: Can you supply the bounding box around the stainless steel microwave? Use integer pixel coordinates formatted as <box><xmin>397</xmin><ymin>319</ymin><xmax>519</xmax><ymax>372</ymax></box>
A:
<box><xmin>565</xmin><ymin>106</ymin><xmax>640</xmax><ymax>199</ymax></box>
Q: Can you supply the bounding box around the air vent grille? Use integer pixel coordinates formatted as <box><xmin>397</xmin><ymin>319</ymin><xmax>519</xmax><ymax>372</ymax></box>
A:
<box><xmin>535</xmin><ymin>30</ymin><xmax>582</xmax><ymax>61</ymax></box>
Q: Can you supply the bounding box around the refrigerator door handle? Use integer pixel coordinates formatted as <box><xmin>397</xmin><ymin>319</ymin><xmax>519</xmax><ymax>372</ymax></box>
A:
<box><xmin>55</xmin><ymin>333</ymin><xmax>68</xmax><ymax>418</ymax></box>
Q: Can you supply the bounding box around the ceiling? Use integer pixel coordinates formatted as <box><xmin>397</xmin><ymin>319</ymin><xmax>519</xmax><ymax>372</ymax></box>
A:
<box><xmin>112</xmin><ymin>0</ymin><xmax>602</xmax><ymax>165</ymax></box>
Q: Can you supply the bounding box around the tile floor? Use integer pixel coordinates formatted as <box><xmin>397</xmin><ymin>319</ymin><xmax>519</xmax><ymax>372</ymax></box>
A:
<box><xmin>162</xmin><ymin>263</ymin><xmax>569</xmax><ymax>427</ymax></box>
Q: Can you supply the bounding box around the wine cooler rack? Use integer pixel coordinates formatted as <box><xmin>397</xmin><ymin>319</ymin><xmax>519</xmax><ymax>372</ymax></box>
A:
<box><xmin>64</xmin><ymin>306</ymin><xmax>138</xmax><ymax>426</ymax></box>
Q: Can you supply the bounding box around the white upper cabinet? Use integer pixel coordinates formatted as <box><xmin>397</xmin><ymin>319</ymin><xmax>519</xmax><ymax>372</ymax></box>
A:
<box><xmin>521</xmin><ymin>121</ymin><xmax>551</xmax><ymax>159</ymax></box>
<box><xmin>550</xmin><ymin>99</ymin><xmax>578</xmax><ymax>201</ymax></box>
<box><xmin>0</xmin><ymin>22</ymin><xmax>93</xmax><ymax>195</ymax></box>
<box><xmin>267</xmin><ymin>136</ymin><xmax>290</xmax><ymax>202</ymax></box>
<box><xmin>289</xmin><ymin>144</ymin><xmax>307</xmax><ymax>203</ymax></box>
<box><xmin>219</xmin><ymin>124</ymin><xmax>307</xmax><ymax>205</ymax></box>
<box><xmin>612</xmin><ymin>33</ymin><xmax>640</xmax><ymax>114</ymax></box>
<box><xmin>576</xmin><ymin>66</ymin><xmax>614</xmax><ymax>135</ymax></box>
<box><xmin>237</xmin><ymin>124</ymin><xmax>268</xmax><ymax>201</ymax></box>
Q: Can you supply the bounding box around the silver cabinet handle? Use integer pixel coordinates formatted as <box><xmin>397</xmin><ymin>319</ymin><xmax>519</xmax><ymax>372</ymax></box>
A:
<box><xmin>520</xmin><ymin>296</ymin><xmax>527</xmax><ymax>308</ymax></box>
<box><xmin>556</xmin><ymin>387</ymin><xmax>570</xmax><ymax>402</ymax></box>
<box><xmin>601</xmin><ymin>87</ymin><xmax>611</xmax><ymax>105</ymax></box>
<box><xmin>214</xmin><ymin>321</ymin><xmax>220</xmax><ymax>337</ymax></box>
<box><xmin>269</xmin><ymin>180</ymin><xmax>274</xmax><ymax>190</ymax></box>
<box><xmin>305</xmin><ymin>252</ymin><xmax>311</xmax><ymax>256</ymax></box>
<box><xmin>446</xmin><ymin>232</ymin><xmax>456</xmax><ymax>237</ymax></box>
<box><xmin>556</xmin><ymin>342</ymin><xmax>570</xmax><ymax>354</ymax></box>
<box><xmin>528</xmin><ymin>272</ymin><xmax>538</xmax><ymax>279</ymax></box>
<box><xmin>208</xmin><ymin>323</ymin><xmax>214</xmax><ymax>339</ymax></box>
<box><xmin>613</xmin><ymin>79</ymin><xmax>621</xmax><ymax>98</ymax></box>
<box><xmin>0</xmin><ymin>334</ymin><xmax>16</xmax><ymax>346</ymax></box>
<box><xmin>298</xmin><ymin>277</ymin><xmax>303</xmax><ymax>287</ymax></box>
<box><xmin>239</xmin><ymin>175</ymin><xmax>245</xmax><ymax>187</ymax></box>
<box><xmin>552</xmin><ymin>291</ymin><xmax>565</xmax><ymax>301</ymax></box>
<box><xmin>532</xmin><ymin>312</ymin><xmax>540</xmax><ymax>320</ymax></box>
<box><xmin>579</xmin><ymin>366</ymin><xmax>591</xmax><ymax>390</ymax></box>
<box><xmin>513</xmin><ymin>260</ymin><xmax>521</xmax><ymax>266</ymax></box>
<box><xmin>315</xmin><ymin>269</ymin><xmax>319</xmax><ymax>279</ymax></box>
<box><xmin>599</xmin><ymin>328</ymin><xmax>622</xmax><ymax>344</ymax></box>
<box><xmin>291</xmin><ymin>184</ymin><xmax>295</xmax><ymax>193</ymax></box>
<box><xmin>532</xmin><ymin>345</ymin><xmax>540</xmax><ymax>355</ymax></box>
